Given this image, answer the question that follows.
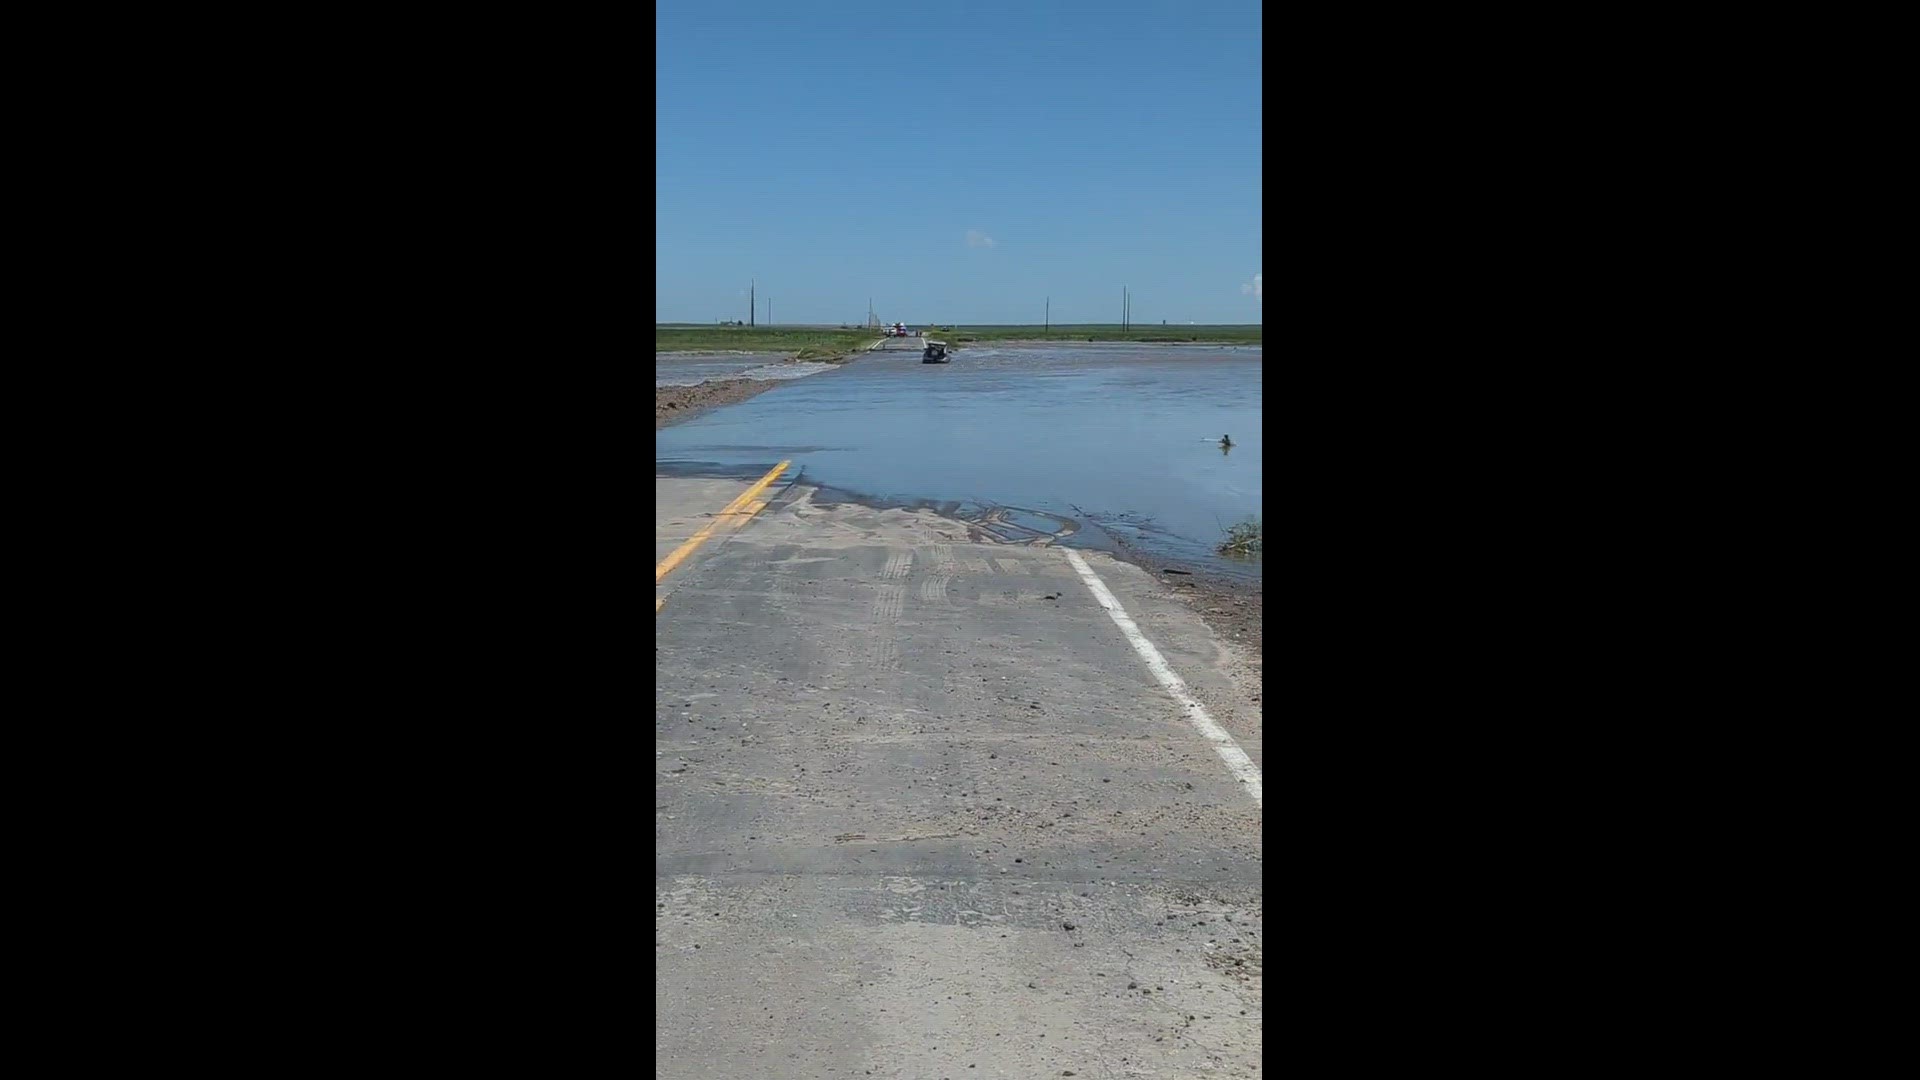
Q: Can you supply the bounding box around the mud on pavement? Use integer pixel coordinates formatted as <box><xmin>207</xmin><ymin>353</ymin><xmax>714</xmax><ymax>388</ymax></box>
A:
<box><xmin>655</xmin><ymin>483</ymin><xmax>1262</xmax><ymax>1077</ymax></box>
<box><xmin>1103</xmin><ymin>537</ymin><xmax>1263</xmax><ymax>692</ymax></box>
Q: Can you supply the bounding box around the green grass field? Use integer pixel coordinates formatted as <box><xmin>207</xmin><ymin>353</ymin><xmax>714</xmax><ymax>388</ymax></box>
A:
<box><xmin>655</xmin><ymin>327</ymin><xmax>880</xmax><ymax>358</ymax></box>
<box><xmin>655</xmin><ymin>323</ymin><xmax>1261</xmax><ymax>357</ymax></box>
<box><xmin>920</xmin><ymin>324</ymin><xmax>1261</xmax><ymax>345</ymax></box>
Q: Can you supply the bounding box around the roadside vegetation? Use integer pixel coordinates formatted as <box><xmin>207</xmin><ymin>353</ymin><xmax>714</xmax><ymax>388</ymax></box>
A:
<box><xmin>1217</xmin><ymin>517</ymin><xmax>1262</xmax><ymax>559</ymax></box>
<box><xmin>656</xmin><ymin>326</ymin><xmax>879</xmax><ymax>359</ymax></box>
<box><xmin>921</xmin><ymin>324</ymin><xmax>1260</xmax><ymax>346</ymax></box>
<box><xmin>657</xmin><ymin>323</ymin><xmax>1259</xmax><ymax>358</ymax></box>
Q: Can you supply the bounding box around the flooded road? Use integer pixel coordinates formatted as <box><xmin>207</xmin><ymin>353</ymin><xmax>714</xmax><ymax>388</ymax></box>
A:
<box><xmin>653</xmin><ymin>343</ymin><xmax>1262</xmax><ymax>578</ymax></box>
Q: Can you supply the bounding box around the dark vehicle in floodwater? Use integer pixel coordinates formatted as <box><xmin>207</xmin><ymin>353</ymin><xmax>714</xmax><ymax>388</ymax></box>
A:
<box><xmin>922</xmin><ymin>341</ymin><xmax>949</xmax><ymax>363</ymax></box>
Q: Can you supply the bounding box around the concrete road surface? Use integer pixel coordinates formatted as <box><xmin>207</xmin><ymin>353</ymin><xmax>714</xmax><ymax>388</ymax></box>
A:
<box><xmin>656</xmin><ymin>476</ymin><xmax>1263</xmax><ymax>1078</ymax></box>
<box><xmin>657</xmin><ymin>476</ymin><xmax>761</xmax><ymax>611</ymax></box>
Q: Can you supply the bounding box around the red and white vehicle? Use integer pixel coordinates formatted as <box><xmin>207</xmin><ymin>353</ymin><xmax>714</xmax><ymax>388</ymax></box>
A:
<box><xmin>890</xmin><ymin>323</ymin><xmax>909</xmax><ymax>337</ymax></box>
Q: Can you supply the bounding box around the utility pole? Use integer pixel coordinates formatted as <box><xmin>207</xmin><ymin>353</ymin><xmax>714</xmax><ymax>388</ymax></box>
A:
<box><xmin>750</xmin><ymin>279</ymin><xmax>756</xmax><ymax>327</ymax></box>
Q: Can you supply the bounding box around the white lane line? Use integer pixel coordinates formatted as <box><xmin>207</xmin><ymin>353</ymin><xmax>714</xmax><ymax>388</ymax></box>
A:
<box><xmin>1064</xmin><ymin>549</ymin><xmax>1263</xmax><ymax>805</ymax></box>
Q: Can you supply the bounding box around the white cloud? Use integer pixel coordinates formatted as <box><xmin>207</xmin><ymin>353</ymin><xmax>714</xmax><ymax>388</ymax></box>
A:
<box><xmin>1241</xmin><ymin>272</ymin><xmax>1262</xmax><ymax>298</ymax></box>
<box><xmin>966</xmin><ymin>229</ymin><xmax>996</xmax><ymax>249</ymax></box>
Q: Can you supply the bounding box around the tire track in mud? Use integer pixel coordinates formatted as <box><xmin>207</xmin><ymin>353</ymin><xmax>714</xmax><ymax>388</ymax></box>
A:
<box><xmin>916</xmin><ymin>544</ymin><xmax>955</xmax><ymax>608</ymax></box>
<box><xmin>958</xmin><ymin>555</ymin><xmax>996</xmax><ymax>576</ymax></box>
<box><xmin>869</xmin><ymin>549</ymin><xmax>913</xmax><ymax>671</ymax></box>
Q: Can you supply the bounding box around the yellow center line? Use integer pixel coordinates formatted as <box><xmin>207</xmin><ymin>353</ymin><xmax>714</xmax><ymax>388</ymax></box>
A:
<box><xmin>655</xmin><ymin>460</ymin><xmax>790</xmax><ymax>586</ymax></box>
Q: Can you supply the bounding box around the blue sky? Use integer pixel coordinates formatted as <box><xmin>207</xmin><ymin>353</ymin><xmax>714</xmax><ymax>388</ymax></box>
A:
<box><xmin>656</xmin><ymin>2</ymin><xmax>1262</xmax><ymax>326</ymax></box>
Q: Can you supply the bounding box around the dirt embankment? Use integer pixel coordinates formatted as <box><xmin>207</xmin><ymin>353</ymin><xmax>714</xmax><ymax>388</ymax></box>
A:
<box><xmin>656</xmin><ymin>353</ymin><xmax>866</xmax><ymax>429</ymax></box>
<box><xmin>1102</xmin><ymin>539</ymin><xmax>1262</xmax><ymax>688</ymax></box>
<box><xmin>656</xmin><ymin>378</ymin><xmax>787</xmax><ymax>429</ymax></box>
<box><xmin>1174</xmin><ymin>579</ymin><xmax>1260</xmax><ymax>661</ymax></box>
